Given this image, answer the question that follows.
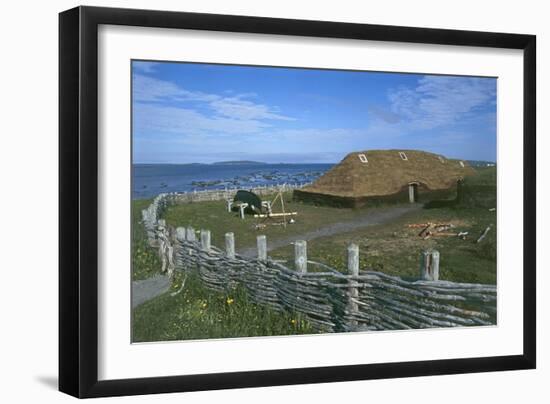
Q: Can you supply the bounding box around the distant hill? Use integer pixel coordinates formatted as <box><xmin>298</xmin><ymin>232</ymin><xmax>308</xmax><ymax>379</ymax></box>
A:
<box><xmin>212</xmin><ymin>160</ymin><xmax>267</xmax><ymax>165</ymax></box>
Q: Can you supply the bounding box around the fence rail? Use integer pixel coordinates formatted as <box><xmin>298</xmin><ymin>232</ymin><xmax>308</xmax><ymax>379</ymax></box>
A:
<box><xmin>142</xmin><ymin>193</ymin><xmax>497</xmax><ymax>332</ymax></box>
<box><xmin>159</xmin><ymin>183</ymin><xmax>313</xmax><ymax>204</ymax></box>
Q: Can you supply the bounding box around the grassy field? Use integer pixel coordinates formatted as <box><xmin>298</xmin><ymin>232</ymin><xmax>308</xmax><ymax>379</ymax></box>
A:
<box><xmin>132</xmin><ymin>166</ymin><xmax>496</xmax><ymax>341</ymax></box>
<box><xmin>163</xmin><ymin>192</ymin><xmax>395</xmax><ymax>251</ymax></box>
<box><xmin>268</xmin><ymin>168</ymin><xmax>496</xmax><ymax>283</ymax></box>
<box><xmin>269</xmin><ymin>205</ymin><xmax>496</xmax><ymax>283</ymax></box>
<box><xmin>161</xmin><ymin>167</ymin><xmax>496</xmax><ymax>283</ymax></box>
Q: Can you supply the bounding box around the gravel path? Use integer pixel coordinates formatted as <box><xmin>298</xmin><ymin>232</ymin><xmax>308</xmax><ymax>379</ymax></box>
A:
<box><xmin>132</xmin><ymin>274</ymin><xmax>171</xmax><ymax>308</ymax></box>
<box><xmin>238</xmin><ymin>204</ymin><xmax>421</xmax><ymax>258</ymax></box>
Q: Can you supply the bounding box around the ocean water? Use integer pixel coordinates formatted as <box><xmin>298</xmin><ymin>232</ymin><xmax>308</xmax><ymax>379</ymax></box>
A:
<box><xmin>132</xmin><ymin>163</ymin><xmax>333</xmax><ymax>199</ymax></box>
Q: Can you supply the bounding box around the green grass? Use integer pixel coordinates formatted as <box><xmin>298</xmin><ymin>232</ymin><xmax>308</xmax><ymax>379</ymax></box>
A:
<box><xmin>132</xmin><ymin>271</ymin><xmax>314</xmax><ymax>342</ymax></box>
<box><xmin>466</xmin><ymin>166</ymin><xmax>497</xmax><ymax>186</ymax></box>
<box><xmin>132</xmin><ymin>198</ymin><xmax>314</xmax><ymax>341</ymax></box>
<box><xmin>132</xmin><ymin>199</ymin><xmax>162</xmax><ymax>281</ymax></box>
<box><xmin>132</xmin><ymin>167</ymin><xmax>497</xmax><ymax>341</ymax></box>
<box><xmin>269</xmin><ymin>205</ymin><xmax>496</xmax><ymax>284</ymax></box>
<box><xmin>159</xmin><ymin>168</ymin><xmax>496</xmax><ymax>284</ymax></box>
<box><xmin>163</xmin><ymin>191</ymin><xmax>393</xmax><ymax>251</ymax></box>
<box><xmin>457</xmin><ymin>166</ymin><xmax>497</xmax><ymax>209</ymax></box>
<box><xmin>267</xmin><ymin>168</ymin><xmax>497</xmax><ymax>284</ymax></box>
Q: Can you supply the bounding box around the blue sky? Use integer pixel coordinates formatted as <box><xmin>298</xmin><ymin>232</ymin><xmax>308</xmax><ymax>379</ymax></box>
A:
<box><xmin>132</xmin><ymin>60</ymin><xmax>497</xmax><ymax>164</ymax></box>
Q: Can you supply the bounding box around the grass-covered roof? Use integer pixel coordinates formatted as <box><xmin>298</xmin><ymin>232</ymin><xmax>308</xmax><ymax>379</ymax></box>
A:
<box><xmin>301</xmin><ymin>149</ymin><xmax>476</xmax><ymax>198</ymax></box>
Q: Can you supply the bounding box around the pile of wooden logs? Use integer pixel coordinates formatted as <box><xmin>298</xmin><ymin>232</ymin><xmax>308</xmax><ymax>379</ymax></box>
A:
<box><xmin>407</xmin><ymin>222</ymin><xmax>464</xmax><ymax>240</ymax></box>
<box><xmin>406</xmin><ymin>222</ymin><xmax>492</xmax><ymax>243</ymax></box>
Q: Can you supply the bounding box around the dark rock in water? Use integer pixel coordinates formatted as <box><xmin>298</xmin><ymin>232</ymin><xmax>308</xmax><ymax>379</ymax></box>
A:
<box><xmin>191</xmin><ymin>179</ymin><xmax>223</xmax><ymax>188</ymax></box>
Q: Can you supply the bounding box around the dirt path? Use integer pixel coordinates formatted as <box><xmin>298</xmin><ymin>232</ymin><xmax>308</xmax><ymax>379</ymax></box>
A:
<box><xmin>239</xmin><ymin>204</ymin><xmax>421</xmax><ymax>257</ymax></box>
<box><xmin>132</xmin><ymin>274</ymin><xmax>171</xmax><ymax>308</ymax></box>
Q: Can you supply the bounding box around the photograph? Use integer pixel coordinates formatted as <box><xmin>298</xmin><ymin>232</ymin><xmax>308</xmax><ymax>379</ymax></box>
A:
<box><xmin>131</xmin><ymin>60</ymin><xmax>498</xmax><ymax>342</ymax></box>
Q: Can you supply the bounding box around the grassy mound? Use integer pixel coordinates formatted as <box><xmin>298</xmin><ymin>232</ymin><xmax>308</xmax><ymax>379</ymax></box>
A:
<box><xmin>457</xmin><ymin>166</ymin><xmax>497</xmax><ymax>209</ymax></box>
<box><xmin>424</xmin><ymin>166</ymin><xmax>496</xmax><ymax>210</ymax></box>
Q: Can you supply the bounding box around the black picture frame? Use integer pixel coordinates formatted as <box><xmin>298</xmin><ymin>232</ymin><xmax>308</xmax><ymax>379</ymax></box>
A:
<box><xmin>59</xmin><ymin>6</ymin><xmax>536</xmax><ymax>398</ymax></box>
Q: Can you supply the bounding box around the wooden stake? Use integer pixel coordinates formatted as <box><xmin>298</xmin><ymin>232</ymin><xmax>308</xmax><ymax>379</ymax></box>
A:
<box><xmin>280</xmin><ymin>191</ymin><xmax>286</xmax><ymax>228</ymax></box>
<box><xmin>175</xmin><ymin>227</ymin><xmax>186</xmax><ymax>242</ymax></box>
<box><xmin>420</xmin><ymin>249</ymin><xmax>440</xmax><ymax>281</ymax></box>
<box><xmin>476</xmin><ymin>225</ymin><xmax>492</xmax><ymax>243</ymax></box>
<box><xmin>186</xmin><ymin>226</ymin><xmax>196</xmax><ymax>242</ymax></box>
<box><xmin>347</xmin><ymin>244</ymin><xmax>359</xmax><ymax>276</ymax></box>
<box><xmin>347</xmin><ymin>243</ymin><xmax>360</xmax><ymax>328</ymax></box>
<box><xmin>257</xmin><ymin>235</ymin><xmax>267</xmax><ymax>261</ymax></box>
<box><xmin>200</xmin><ymin>230</ymin><xmax>211</xmax><ymax>251</ymax></box>
<box><xmin>294</xmin><ymin>240</ymin><xmax>307</xmax><ymax>274</ymax></box>
<box><xmin>225</xmin><ymin>232</ymin><xmax>235</xmax><ymax>259</ymax></box>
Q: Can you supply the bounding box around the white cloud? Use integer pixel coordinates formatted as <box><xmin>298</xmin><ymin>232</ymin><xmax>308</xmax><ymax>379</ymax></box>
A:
<box><xmin>132</xmin><ymin>61</ymin><xmax>160</xmax><ymax>73</ymax></box>
<box><xmin>133</xmin><ymin>103</ymin><xmax>271</xmax><ymax>136</ymax></box>
<box><xmin>133</xmin><ymin>74</ymin><xmax>218</xmax><ymax>103</ymax></box>
<box><xmin>388</xmin><ymin>76</ymin><xmax>496</xmax><ymax>129</ymax></box>
<box><xmin>209</xmin><ymin>97</ymin><xmax>294</xmax><ymax>121</ymax></box>
<box><xmin>132</xmin><ymin>74</ymin><xmax>294</xmax><ymax>122</ymax></box>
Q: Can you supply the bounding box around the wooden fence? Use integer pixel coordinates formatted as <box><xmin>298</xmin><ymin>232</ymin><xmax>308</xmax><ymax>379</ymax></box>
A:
<box><xmin>142</xmin><ymin>193</ymin><xmax>497</xmax><ymax>332</ymax></box>
<box><xmin>168</xmin><ymin>182</ymin><xmax>312</xmax><ymax>204</ymax></box>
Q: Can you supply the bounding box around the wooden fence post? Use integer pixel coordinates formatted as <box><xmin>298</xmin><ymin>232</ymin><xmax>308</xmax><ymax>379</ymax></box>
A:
<box><xmin>347</xmin><ymin>243</ymin><xmax>360</xmax><ymax>328</ymax></box>
<box><xmin>294</xmin><ymin>240</ymin><xmax>307</xmax><ymax>274</ymax></box>
<box><xmin>225</xmin><ymin>232</ymin><xmax>235</xmax><ymax>258</ymax></box>
<box><xmin>175</xmin><ymin>227</ymin><xmax>186</xmax><ymax>242</ymax></box>
<box><xmin>166</xmin><ymin>244</ymin><xmax>175</xmax><ymax>277</ymax></box>
<box><xmin>186</xmin><ymin>226</ymin><xmax>196</xmax><ymax>242</ymax></box>
<box><xmin>200</xmin><ymin>230</ymin><xmax>211</xmax><ymax>251</ymax></box>
<box><xmin>257</xmin><ymin>235</ymin><xmax>267</xmax><ymax>261</ymax></box>
<box><xmin>348</xmin><ymin>243</ymin><xmax>359</xmax><ymax>275</ymax></box>
<box><xmin>184</xmin><ymin>226</ymin><xmax>196</xmax><ymax>261</ymax></box>
<box><xmin>420</xmin><ymin>249</ymin><xmax>440</xmax><ymax>281</ymax></box>
<box><xmin>158</xmin><ymin>231</ymin><xmax>167</xmax><ymax>273</ymax></box>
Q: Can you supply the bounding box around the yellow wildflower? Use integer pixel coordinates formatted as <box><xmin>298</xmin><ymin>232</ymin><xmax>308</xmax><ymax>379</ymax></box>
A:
<box><xmin>202</xmin><ymin>302</ymin><xmax>207</xmax><ymax>308</ymax></box>
<box><xmin>290</xmin><ymin>319</ymin><xmax>296</xmax><ymax>325</ymax></box>
<box><xmin>226</xmin><ymin>298</ymin><xmax>234</xmax><ymax>305</ymax></box>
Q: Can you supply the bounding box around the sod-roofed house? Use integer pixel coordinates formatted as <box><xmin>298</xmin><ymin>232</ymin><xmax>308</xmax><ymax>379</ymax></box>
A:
<box><xmin>294</xmin><ymin>150</ymin><xmax>476</xmax><ymax>208</ymax></box>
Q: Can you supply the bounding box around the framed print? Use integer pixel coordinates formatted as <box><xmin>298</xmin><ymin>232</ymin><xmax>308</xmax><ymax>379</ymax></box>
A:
<box><xmin>59</xmin><ymin>6</ymin><xmax>536</xmax><ymax>398</ymax></box>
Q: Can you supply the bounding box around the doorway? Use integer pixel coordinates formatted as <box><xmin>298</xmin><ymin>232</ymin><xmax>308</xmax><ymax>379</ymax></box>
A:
<box><xmin>408</xmin><ymin>183</ymin><xmax>419</xmax><ymax>203</ymax></box>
